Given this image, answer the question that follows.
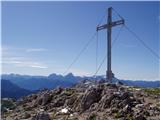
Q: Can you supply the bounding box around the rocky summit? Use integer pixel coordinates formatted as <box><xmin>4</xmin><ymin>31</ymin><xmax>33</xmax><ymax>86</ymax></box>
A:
<box><xmin>1</xmin><ymin>80</ymin><xmax>160</xmax><ymax>120</ymax></box>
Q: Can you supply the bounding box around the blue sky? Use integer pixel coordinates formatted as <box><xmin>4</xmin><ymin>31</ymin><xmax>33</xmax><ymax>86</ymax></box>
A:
<box><xmin>2</xmin><ymin>1</ymin><xmax>160</xmax><ymax>80</ymax></box>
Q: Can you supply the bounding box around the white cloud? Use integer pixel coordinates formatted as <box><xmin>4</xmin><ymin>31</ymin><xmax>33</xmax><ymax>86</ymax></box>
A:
<box><xmin>1</xmin><ymin>46</ymin><xmax>49</xmax><ymax>79</ymax></box>
<box><xmin>26</xmin><ymin>48</ymin><xmax>47</xmax><ymax>52</ymax></box>
<box><xmin>8</xmin><ymin>57</ymin><xmax>25</xmax><ymax>60</ymax></box>
<box><xmin>2</xmin><ymin>60</ymin><xmax>22</xmax><ymax>64</ymax></box>
<box><xmin>29</xmin><ymin>65</ymin><xmax>48</xmax><ymax>69</ymax></box>
<box><xmin>19</xmin><ymin>61</ymin><xmax>48</xmax><ymax>69</ymax></box>
<box><xmin>2</xmin><ymin>57</ymin><xmax>48</xmax><ymax>69</ymax></box>
<box><xmin>2</xmin><ymin>45</ymin><xmax>48</xmax><ymax>69</ymax></box>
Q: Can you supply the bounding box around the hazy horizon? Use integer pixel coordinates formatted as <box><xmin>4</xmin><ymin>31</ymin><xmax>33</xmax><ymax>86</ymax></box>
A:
<box><xmin>1</xmin><ymin>72</ymin><xmax>160</xmax><ymax>81</ymax></box>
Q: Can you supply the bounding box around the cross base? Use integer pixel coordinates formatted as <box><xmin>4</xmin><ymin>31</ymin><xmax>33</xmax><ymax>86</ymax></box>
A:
<box><xmin>106</xmin><ymin>70</ymin><xmax>114</xmax><ymax>82</ymax></box>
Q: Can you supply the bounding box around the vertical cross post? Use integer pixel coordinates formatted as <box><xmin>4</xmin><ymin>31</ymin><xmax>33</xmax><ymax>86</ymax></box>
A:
<box><xmin>97</xmin><ymin>7</ymin><xmax>124</xmax><ymax>82</ymax></box>
<box><xmin>107</xmin><ymin>7</ymin><xmax>112</xmax><ymax>83</ymax></box>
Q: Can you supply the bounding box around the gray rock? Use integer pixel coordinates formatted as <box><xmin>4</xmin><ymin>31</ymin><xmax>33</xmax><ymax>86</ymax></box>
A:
<box><xmin>21</xmin><ymin>112</ymin><xmax>31</xmax><ymax>119</ymax></box>
<box><xmin>41</xmin><ymin>93</ymin><xmax>52</xmax><ymax>105</ymax></box>
<box><xmin>80</xmin><ymin>87</ymin><xmax>102</xmax><ymax>111</ymax></box>
<box><xmin>34</xmin><ymin>92</ymin><xmax>52</xmax><ymax>106</ymax></box>
<box><xmin>134</xmin><ymin>114</ymin><xmax>146</xmax><ymax>120</ymax></box>
<box><xmin>32</xmin><ymin>111</ymin><xmax>51</xmax><ymax>120</ymax></box>
<box><xmin>52</xmin><ymin>97</ymin><xmax>66</xmax><ymax>107</ymax></box>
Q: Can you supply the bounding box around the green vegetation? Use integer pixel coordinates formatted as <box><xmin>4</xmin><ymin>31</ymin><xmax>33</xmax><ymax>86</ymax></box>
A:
<box><xmin>115</xmin><ymin>113</ymin><xmax>134</xmax><ymax>120</ymax></box>
<box><xmin>143</xmin><ymin>88</ymin><xmax>160</xmax><ymax>95</ymax></box>
<box><xmin>114</xmin><ymin>112</ymin><xmax>123</xmax><ymax>119</ymax></box>
<box><xmin>1</xmin><ymin>100</ymin><xmax>15</xmax><ymax>112</ymax></box>
<box><xmin>127</xmin><ymin>86</ymin><xmax>141</xmax><ymax>91</ymax></box>
<box><xmin>63</xmin><ymin>89</ymin><xmax>75</xmax><ymax>96</ymax></box>
<box><xmin>127</xmin><ymin>86</ymin><xmax>160</xmax><ymax>95</ymax></box>
<box><xmin>126</xmin><ymin>114</ymin><xmax>134</xmax><ymax>120</ymax></box>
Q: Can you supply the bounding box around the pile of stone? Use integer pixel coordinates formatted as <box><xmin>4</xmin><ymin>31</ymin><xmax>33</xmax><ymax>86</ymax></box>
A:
<box><xmin>2</xmin><ymin>81</ymin><xmax>160</xmax><ymax>120</ymax></box>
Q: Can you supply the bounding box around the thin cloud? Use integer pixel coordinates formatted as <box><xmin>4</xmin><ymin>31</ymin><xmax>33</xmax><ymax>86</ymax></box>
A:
<box><xmin>17</xmin><ymin>61</ymin><xmax>48</xmax><ymax>69</ymax></box>
<box><xmin>2</xmin><ymin>60</ymin><xmax>22</xmax><ymax>64</ymax></box>
<box><xmin>2</xmin><ymin>57</ymin><xmax>48</xmax><ymax>69</ymax></box>
<box><xmin>26</xmin><ymin>48</ymin><xmax>48</xmax><ymax>52</ymax></box>
<box><xmin>2</xmin><ymin>45</ymin><xmax>48</xmax><ymax>69</ymax></box>
<box><xmin>8</xmin><ymin>57</ymin><xmax>25</xmax><ymax>60</ymax></box>
<box><xmin>29</xmin><ymin>65</ymin><xmax>48</xmax><ymax>69</ymax></box>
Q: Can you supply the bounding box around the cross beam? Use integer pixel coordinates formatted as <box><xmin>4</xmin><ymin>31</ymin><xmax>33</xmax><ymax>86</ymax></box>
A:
<box><xmin>96</xmin><ymin>7</ymin><xmax>124</xmax><ymax>82</ymax></box>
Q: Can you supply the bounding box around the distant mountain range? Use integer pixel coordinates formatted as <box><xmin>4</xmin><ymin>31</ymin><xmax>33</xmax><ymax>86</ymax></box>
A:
<box><xmin>1</xmin><ymin>73</ymin><xmax>84</xmax><ymax>91</ymax></box>
<box><xmin>120</xmin><ymin>79</ymin><xmax>160</xmax><ymax>88</ymax></box>
<box><xmin>1</xmin><ymin>80</ymin><xmax>32</xmax><ymax>99</ymax></box>
<box><xmin>1</xmin><ymin>73</ymin><xmax>160</xmax><ymax>99</ymax></box>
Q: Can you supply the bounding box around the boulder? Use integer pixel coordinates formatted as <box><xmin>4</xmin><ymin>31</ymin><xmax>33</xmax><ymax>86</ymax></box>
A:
<box><xmin>79</xmin><ymin>87</ymin><xmax>102</xmax><ymax>111</ymax></box>
<box><xmin>21</xmin><ymin>112</ymin><xmax>31</xmax><ymax>119</ymax></box>
<box><xmin>34</xmin><ymin>92</ymin><xmax>52</xmax><ymax>106</ymax></box>
<box><xmin>52</xmin><ymin>97</ymin><xmax>66</xmax><ymax>107</ymax></box>
<box><xmin>65</xmin><ymin>94</ymin><xmax>77</xmax><ymax>107</ymax></box>
<box><xmin>100</xmin><ymin>94</ymin><xmax>118</xmax><ymax>109</ymax></box>
<box><xmin>41</xmin><ymin>93</ymin><xmax>52</xmax><ymax>105</ymax></box>
<box><xmin>134</xmin><ymin>114</ymin><xmax>147</xmax><ymax>120</ymax></box>
<box><xmin>32</xmin><ymin>111</ymin><xmax>51</xmax><ymax>120</ymax></box>
<box><xmin>120</xmin><ymin>92</ymin><xmax>130</xmax><ymax>100</ymax></box>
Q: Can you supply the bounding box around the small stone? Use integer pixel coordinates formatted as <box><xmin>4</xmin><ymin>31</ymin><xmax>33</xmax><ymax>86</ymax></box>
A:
<box><xmin>21</xmin><ymin>112</ymin><xmax>31</xmax><ymax>119</ymax></box>
<box><xmin>32</xmin><ymin>111</ymin><xmax>51</xmax><ymax>120</ymax></box>
<box><xmin>134</xmin><ymin>114</ymin><xmax>146</xmax><ymax>120</ymax></box>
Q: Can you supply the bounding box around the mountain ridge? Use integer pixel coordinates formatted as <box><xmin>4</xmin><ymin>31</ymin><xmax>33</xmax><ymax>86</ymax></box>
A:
<box><xmin>1</xmin><ymin>73</ymin><xmax>160</xmax><ymax>91</ymax></box>
<box><xmin>1</xmin><ymin>79</ymin><xmax>32</xmax><ymax>99</ymax></box>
